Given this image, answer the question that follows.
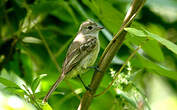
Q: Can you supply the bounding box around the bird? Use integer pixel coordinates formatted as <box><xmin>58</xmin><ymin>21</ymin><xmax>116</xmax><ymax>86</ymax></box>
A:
<box><xmin>43</xmin><ymin>19</ymin><xmax>103</xmax><ymax>102</ymax></box>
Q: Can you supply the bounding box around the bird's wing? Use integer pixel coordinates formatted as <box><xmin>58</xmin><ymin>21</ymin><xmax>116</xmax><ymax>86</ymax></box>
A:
<box><xmin>62</xmin><ymin>37</ymin><xmax>97</xmax><ymax>74</ymax></box>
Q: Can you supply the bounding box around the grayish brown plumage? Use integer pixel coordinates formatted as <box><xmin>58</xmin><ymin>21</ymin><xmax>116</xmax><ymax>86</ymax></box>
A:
<box><xmin>43</xmin><ymin>19</ymin><xmax>103</xmax><ymax>102</ymax></box>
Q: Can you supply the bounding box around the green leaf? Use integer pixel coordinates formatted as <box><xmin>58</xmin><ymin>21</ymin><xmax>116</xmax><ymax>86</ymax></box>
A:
<box><xmin>124</xmin><ymin>28</ymin><xmax>147</xmax><ymax>37</ymax></box>
<box><xmin>14</xmin><ymin>0</ymin><xmax>25</xmax><ymax>7</ymax></box>
<box><xmin>22</xmin><ymin>37</ymin><xmax>42</xmax><ymax>44</ymax></box>
<box><xmin>146</xmin><ymin>31</ymin><xmax>177</xmax><ymax>55</ymax></box>
<box><xmin>137</xmin><ymin>55</ymin><xmax>177</xmax><ymax>80</ymax></box>
<box><xmin>20</xmin><ymin>53</ymin><xmax>34</xmax><ymax>84</ymax></box>
<box><xmin>0</xmin><ymin>77</ymin><xmax>19</xmax><ymax>88</ymax></box>
<box><xmin>132</xmin><ymin>55</ymin><xmax>177</xmax><ymax>80</ymax></box>
<box><xmin>41</xmin><ymin>102</ymin><xmax>53</xmax><ymax>110</ymax></box>
<box><xmin>83</xmin><ymin>0</ymin><xmax>123</xmax><ymax>33</ymax></box>
<box><xmin>30</xmin><ymin>1</ymin><xmax>60</xmax><ymax>15</ymax></box>
<box><xmin>125</xmin><ymin>28</ymin><xmax>164</xmax><ymax>62</ymax></box>
<box><xmin>5</xmin><ymin>87</ymin><xmax>26</xmax><ymax>97</ymax></box>
<box><xmin>31</xmin><ymin>74</ymin><xmax>47</xmax><ymax>93</ymax></box>
<box><xmin>0</xmin><ymin>69</ymin><xmax>27</xmax><ymax>89</ymax></box>
<box><xmin>125</xmin><ymin>27</ymin><xmax>177</xmax><ymax>55</ymax></box>
<box><xmin>70</xmin><ymin>0</ymin><xmax>88</xmax><ymax>18</ymax></box>
<box><xmin>31</xmin><ymin>1</ymin><xmax>75</xmax><ymax>23</ymax></box>
<box><xmin>116</xmin><ymin>90</ymin><xmax>137</xmax><ymax>108</ymax></box>
<box><xmin>34</xmin><ymin>91</ymin><xmax>64</xmax><ymax>99</ymax></box>
<box><xmin>21</xmin><ymin>11</ymin><xmax>43</xmax><ymax>33</ymax></box>
<box><xmin>127</xmin><ymin>44</ymin><xmax>177</xmax><ymax>80</ymax></box>
<box><xmin>142</xmin><ymin>40</ymin><xmax>164</xmax><ymax>62</ymax></box>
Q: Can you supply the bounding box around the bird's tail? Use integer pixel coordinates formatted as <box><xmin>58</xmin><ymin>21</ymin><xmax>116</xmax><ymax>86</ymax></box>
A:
<box><xmin>42</xmin><ymin>73</ymin><xmax>65</xmax><ymax>103</ymax></box>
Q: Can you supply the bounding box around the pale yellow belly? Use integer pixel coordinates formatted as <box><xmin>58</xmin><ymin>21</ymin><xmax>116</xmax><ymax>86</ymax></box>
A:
<box><xmin>66</xmin><ymin>44</ymin><xmax>100</xmax><ymax>79</ymax></box>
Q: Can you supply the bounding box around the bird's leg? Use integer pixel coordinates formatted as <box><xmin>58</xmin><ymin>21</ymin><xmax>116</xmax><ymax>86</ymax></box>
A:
<box><xmin>77</xmin><ymin>75</ymin><xmax>91</xmax><ymax>91</ymax></box>
<box><xmin>87</xmin><ymin>65</ymin><xmax>101</xmax><ymax>72</ymax></box>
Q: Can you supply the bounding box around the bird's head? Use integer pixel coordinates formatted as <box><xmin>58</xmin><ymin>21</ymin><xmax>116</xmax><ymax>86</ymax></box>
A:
<box><xmin>79</xmin><ymin>19</ymin><xmax>103</xmax><ymax>36</ymax></box>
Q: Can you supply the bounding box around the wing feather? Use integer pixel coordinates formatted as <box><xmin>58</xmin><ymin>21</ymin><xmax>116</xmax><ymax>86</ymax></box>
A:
<box><xmin>62</xmin><ymin>37</ymin><xmax>97</xmax><ymax>74</ymax></box>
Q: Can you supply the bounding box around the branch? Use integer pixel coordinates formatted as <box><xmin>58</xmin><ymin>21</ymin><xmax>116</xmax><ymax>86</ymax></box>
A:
<box><xmin>35</xmin><ymin>26</ymin><xmax>62</xmax><ymax>73</ymax></box>
<box><xmin>78</xmin><ymin>0</ymin><xmax>146</xmax><ymax>110</ymax></box>
<box><xmin>94</xmin><ymin>45</ymin><xmax>142</xmax><ymax>97</ymax></box>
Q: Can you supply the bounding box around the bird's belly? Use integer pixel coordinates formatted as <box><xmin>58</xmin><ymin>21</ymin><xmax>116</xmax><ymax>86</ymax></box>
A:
<box><xmin>81</xmin><ymin>48</ymin><xmax>98</xmax><ymax>68</ymax></box>
<box><xmin>66</xmin><ymin>46</ymin><xmax>99</xmax><ymax>78</ymax></box>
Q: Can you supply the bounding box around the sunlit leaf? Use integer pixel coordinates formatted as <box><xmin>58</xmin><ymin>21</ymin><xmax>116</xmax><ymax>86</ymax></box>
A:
<box><xmin>35</xmin><ymin>91</ymin><xmax>64</xmax><ymax>99</ymax></box>
<box><xmin>136</xmin><ymin>55</ymin><xmax>177</xmax><ymax>80</ymax></box>
<box><xmin>31</xmin><ymin>74</ymin><xmax>47</xmax><ymax>93</ymax></box>
<box><xmin>0</xmin><ymin>77</ymin><xmax>19</xmax><ymax>88</ymax></box>
<box><xmin>146</xmin><ymin>31</ymin><xmax>177</xmax><ymax>55</ymax></box>
<box><xmin>5</xmin><ymin>87</ymin><xmax>26</xmax><ymax>97</ymax></box>
<box><xmin>22</xmin><ymin>37</ymin><xmax>42</xmax><ymax>44</ymax></box>
<box><xmin>125</xmin><ymin>27</ymin><xmax>177</xmax><ymax>55</ymax></box>
<box><xmin>124</xmin><ymin>28</ymin><xmax>147</xmax><ymax>37</ymax></box>
<box><xmin>83</xmin><ymin>0</ymin><xmax>124</xmax><ymax>33</ymax></box>
<box><xmin>41</xmin><ymin>102</ymin><xmax>53</xmax><ymax>110</ymax></box>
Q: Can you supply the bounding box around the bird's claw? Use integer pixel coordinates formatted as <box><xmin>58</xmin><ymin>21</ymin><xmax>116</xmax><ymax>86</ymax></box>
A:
<box><xmin>87</xmin><ymin>66</ymin><xmax>101</xmax><ymax>72</ymax></box>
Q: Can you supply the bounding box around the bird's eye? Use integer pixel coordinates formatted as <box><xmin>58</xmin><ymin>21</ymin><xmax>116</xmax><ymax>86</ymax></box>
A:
<box><xmin>87</xmin><ymin>26</ymin><xmax>93</xmax><ymax>30</ymax></box>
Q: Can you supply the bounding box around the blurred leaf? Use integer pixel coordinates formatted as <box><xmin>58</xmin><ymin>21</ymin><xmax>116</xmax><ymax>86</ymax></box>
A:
<box><xmin>41</xmin><ymin>102</ymin><xmax>53</xmax><ymax>110</ymax></box>
<box><xmin>30</xmin><ymin>1</ymin><xmax>60</xmax><ymax>15</ymax></box>
<box><xmin>126</xmin><ymin>43</ymin><xmax>177</xmax><ymax>80</ymax></box>
<box><xmin>20</xmin><ymin>53</ymin><xmax>33</xmax><ymax>84</ymax></box>
<box><xmin>35</xmin><ymin>91</ymin><xmax>64</xmax><ymax>99</ymax></box>
<box><xmin>0</xmin><ymin>69</ymin><xmax>27</xmax><ymax>88</ymax></box>
<box><xmin>31</xmin><ymin>74</ymin><xmax>47</xmax><ymax>93</ymax></box>
<box><xmin>14</xmin><ymin>0</ymin><xmax>25</xmax><ymax>7</ymax></box>
<box><xmin>146</xmin><ymin>31</ymin><xmax>177</xmax><ymax>55</ymax></box>
<box><xmin>146</xmin><ymin>0</ymin><xmax>177</xmax><ymax>22</ymax></box>
<box><xmin>70</xmin><ymin>0</ymin><xmax>88</xmax><ymax>18</ymax></box>
<box><xmin>125</xmin><ymin>27</ymin><xmax>177</xmax><ymax>55</ymax></box>
<box><xmin>125</xmin><ymin>28</ymin><xmax>164</xmax><ymax>62</ymax></box>
<box><xmin>61</xmin><ymin>1</ymin><xmax>79</xmax><ymax>25</ymax></box>
<box><xmin>142</xmin><ymin>40</ymin><xmax>164</xmax><ymax>62</ymax></box>
<box><xmin>22</xmin><ymin>37</ymin><xmax>42</xmax><ymax>44</ymax></box>
<box><xmin>83</xmin><ymin>0</ymin><xmax>124</xmax><ymax>33</ymax></box>
<box><xmin>21</xmin><ymin>11</ymin><xmax>43</xmax><ymax>33</ymax></box>
<box><xmin>55</xmin><ymin>37</ymin><xmax>73</xmax><ymax>57</ymax></box>
<box><xmin>5</xmin><ymin>87</ymin><xmax>26</xmax><ymax>97</ymax></box>
<box><xmin>0</xmin><ymin>77</ymin><xmax>19</xmax><ymax>88</ymax></box>
<box><xmin>116</xmin><ymin>89</ymin><xmax>137</xmax><ymax>108</ymax></box>
<box><xmin>31</xmin><ymin>1</ymin><xmax>77</xmax><ymax>23</ymax></box>
<box><xmin>124</xmin><ymin>28</ymin><xmax>146</xmax><ymax>37</ymax></box>
<box><xmin>137</xmin><ymin>55</ymin><xmax>177</xmax><ymax>80</ymax></box>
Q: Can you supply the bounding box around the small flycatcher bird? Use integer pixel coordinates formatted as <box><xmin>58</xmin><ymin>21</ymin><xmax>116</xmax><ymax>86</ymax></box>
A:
<box><xmin>43</xmin><ymin>19</ymin><xmax>103</xmax><ymax>102</ymax></box>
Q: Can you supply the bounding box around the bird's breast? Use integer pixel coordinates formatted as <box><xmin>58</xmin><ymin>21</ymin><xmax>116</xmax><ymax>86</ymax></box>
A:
<box><xmin>80</xmin><ymin>39</ymin><xmax>100</xmax><ymax>68</ymax></box>
<box><xmin>73</xmin><ymin>33</ymin><xmax>86</xmax><ymax>43</ymax></box>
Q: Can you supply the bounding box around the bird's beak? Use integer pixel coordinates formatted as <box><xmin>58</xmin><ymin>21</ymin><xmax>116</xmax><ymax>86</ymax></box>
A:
<box><xmin>97</xmin><ymin>26</ymin><xmax>104</xmax><ymax>30</ymax></box>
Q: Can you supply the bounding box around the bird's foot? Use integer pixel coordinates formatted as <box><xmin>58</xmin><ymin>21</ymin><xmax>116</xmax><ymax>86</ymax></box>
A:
<box><xmin>85</xmin><ymin>86</ymin><xmax>92</xmax><ymax>91</ymax></box>
<box><xmin>87</xmin><ymin>65</ymin><xmax>101</xmax><ymax>72</ymax></box>
<box><xmin>77</xmin><ymin>75</ymin><xmax>92</xmax><ymax>91</ymax></box>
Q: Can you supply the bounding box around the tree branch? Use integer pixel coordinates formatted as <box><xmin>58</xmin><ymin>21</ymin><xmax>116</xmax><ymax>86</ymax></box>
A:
<box><xmin>78</xmin><ymin>0</ymin><xmax>146</xmax><ymax>110</ymax></box>
<box><xmin>94</xmin><ymin>45</ymin><xmax>142</xmax><ymax>97</ymax></box>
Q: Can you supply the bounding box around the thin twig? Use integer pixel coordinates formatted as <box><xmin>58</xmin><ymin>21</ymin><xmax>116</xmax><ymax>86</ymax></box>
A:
<box><xmin>94</xmin><ymin>45</ymin><xmax>142</xmax><ymax>97</ymax></box>
<box><xmin>65</xmin><ymin>81</ymin><xmax>81</xmax><ymax>100</ymax></box>
<box><xmin>35</xmin><ymin>26</ymin><xmax>62</xmax><ymax>73</ymax></box>
<box><xmin>132</xmin><ymin>83</ymin><xmax>151</xmax><ymax>110</ymax></box>
<box><xmin>23</xmin><ymin>84</ymin><xmax>42</xmax><ymax>110</ymax></box>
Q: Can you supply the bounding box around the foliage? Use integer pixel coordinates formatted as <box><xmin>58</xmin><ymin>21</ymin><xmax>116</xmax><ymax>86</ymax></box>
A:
<box><xmin>0</xmin><ymin>0</ymin><xmax>177</xmax><ymax>110</ymax></box>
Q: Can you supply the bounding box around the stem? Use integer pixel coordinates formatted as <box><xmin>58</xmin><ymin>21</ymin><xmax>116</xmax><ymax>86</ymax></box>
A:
<box><xmin>23</xmin><ymin>84</ymin><xmax>42</xmax><ymax>110</ymax></box>
<box><xmin>35</xmin><ymin>26</ymin><xmax>62</xmax><ymax>73</ymax></box>
<box><xmin>77</xmin><ymin>0</ymin><xmax>146</xmax><ymax>110</ymax></box>
<box><xmin>94</xmin><ymin>45</ymin><xmax>142</xmax><ymax>97</ymax></box>
<box><xmin>132</xmin><ymin>83</ymin><xmax>151</xmax><ymax>110</ymax></box>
